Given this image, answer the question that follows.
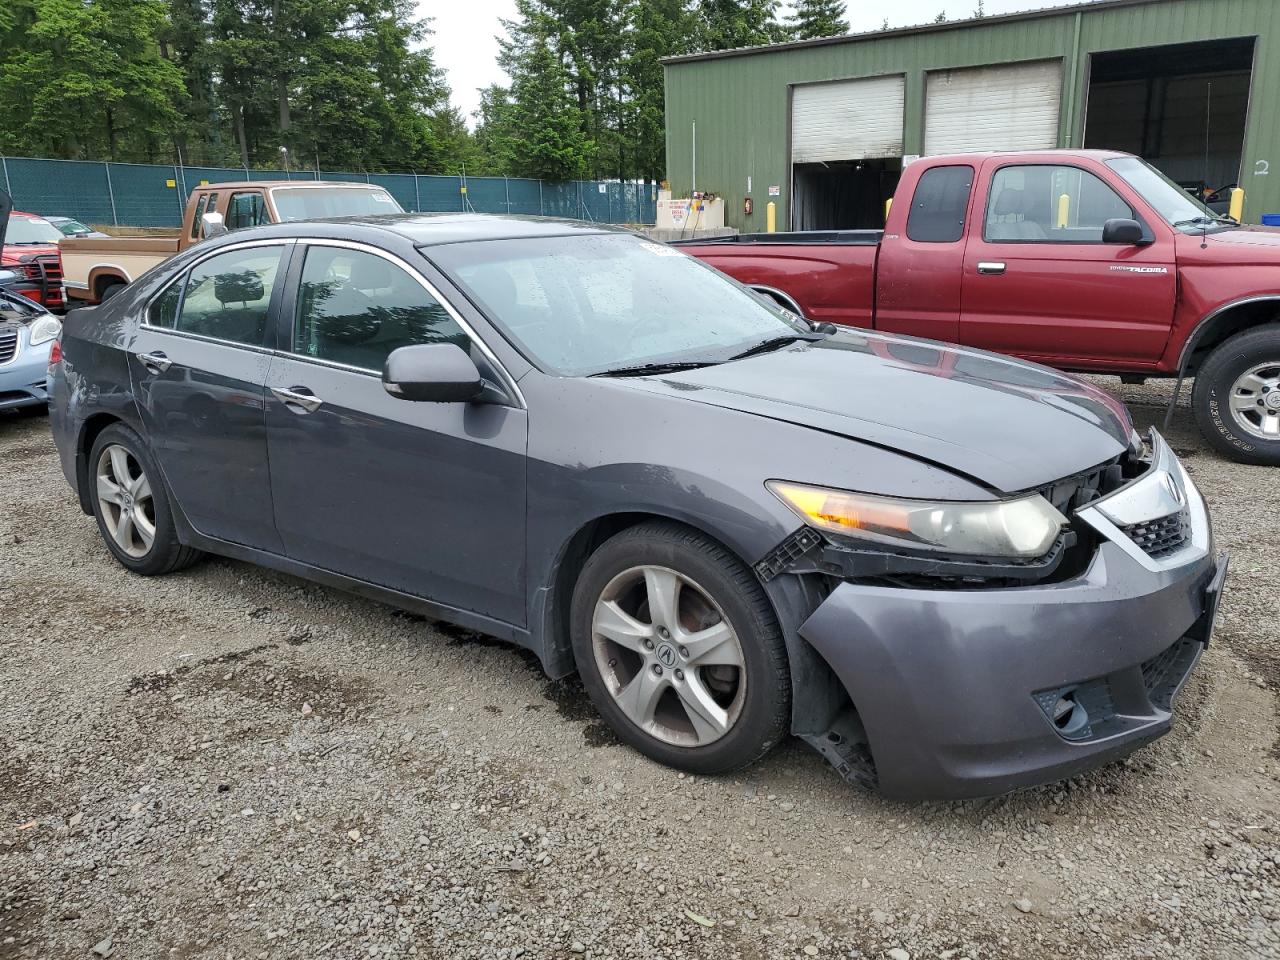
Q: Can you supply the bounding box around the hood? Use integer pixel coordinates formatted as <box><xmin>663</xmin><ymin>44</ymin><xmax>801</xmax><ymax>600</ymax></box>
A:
<box><xmin>622</xmin><ymin>331</ymin><xmax>1131</xmax><ymax>493</ymax></box>
<box><xmin>1201</xmin><ymin>224</ymin><xmax>1280</xmax><ymax>255</ymax></box>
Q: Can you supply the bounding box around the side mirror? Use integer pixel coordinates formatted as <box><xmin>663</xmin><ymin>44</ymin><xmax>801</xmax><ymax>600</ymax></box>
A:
<box><xmin>383</xmin><ymin>343</ymin><xmax>484</xmax><ymax>403</ymax></box>
<box><xmin>201</xmin><ymin>211</ymin><xmax>228</xmax><ymax>239</ymax></box>
<box><xmin>1102</xmin><ymin>218</ymin><xmax>1146</xmax><ymax>245</ymax></box>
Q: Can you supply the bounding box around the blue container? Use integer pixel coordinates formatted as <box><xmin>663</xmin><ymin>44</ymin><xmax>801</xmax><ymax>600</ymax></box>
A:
<box><xmin>1261</xmin><ymin>214</ymin><xmax>1280</xmax><ymax>226</ymax></box>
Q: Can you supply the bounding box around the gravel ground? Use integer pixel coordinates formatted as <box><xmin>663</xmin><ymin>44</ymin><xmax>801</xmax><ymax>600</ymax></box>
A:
<box><xmin>1</xmin><ymin>380</ymin><xmax>1277</xmax><ymax>960</ymax></box>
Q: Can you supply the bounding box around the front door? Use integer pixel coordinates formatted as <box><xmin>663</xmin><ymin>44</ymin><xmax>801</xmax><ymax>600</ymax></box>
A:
<box><xmin>129</xmin><ymin>241</ymin><xmax>290</xmax><ymax>551</ymax></box>
<box><xmin>961</xmin><ymin>161</ymin><xmax>1177</xmax><ymax>366</ymax></box>
<box><xmin>264</xmin><ymin>242</ymin><xmax>528</xmax><ymax>626</ymax></box>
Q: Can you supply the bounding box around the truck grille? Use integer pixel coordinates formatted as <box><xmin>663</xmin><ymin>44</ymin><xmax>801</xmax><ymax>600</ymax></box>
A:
<box><xmin>0</xmin><ymin>325</ymin><xmax>17</xmax><ymax>364</ymax></box>
<box><xmin>1120</xmin><ymin>509</ymin><xmax>1190</xmax><ymax>559</ymax></box>
<box><xmin>19</xmin><ymin>255</ymin><xmax>63</xmax><ymax>309</ymax></box>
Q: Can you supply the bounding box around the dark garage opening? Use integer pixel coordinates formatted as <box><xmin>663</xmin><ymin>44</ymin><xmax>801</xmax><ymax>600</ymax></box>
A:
<box><xmin>1084</xmin><ymin>37</ymin><xmax>1255</xmax><ymax>201</ymax></box>
<box><xmin>792</xmin><ymin>158</ymin><xmax>901</xmax><ymax>231</ymax></box>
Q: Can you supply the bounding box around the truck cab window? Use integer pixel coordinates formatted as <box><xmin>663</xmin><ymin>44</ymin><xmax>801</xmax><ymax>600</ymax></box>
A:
<box><xmin>906</xmin><ymin>165</ymin><xmax>974</xmax><ymax>242</ymax></box>
<box><xmin>190</xmin><ymin>195</ymin><xmax>208</xmax><ymax>240</ymax></box>
<box><xmin>226</xmin><ymin>192</ymin><xmax>269</xmax><ymax>231</ymax></box>
<box><xmin>985</xmin><ymin>165</ymin><xmax>1134</xmax><ymax>243</ymax></box>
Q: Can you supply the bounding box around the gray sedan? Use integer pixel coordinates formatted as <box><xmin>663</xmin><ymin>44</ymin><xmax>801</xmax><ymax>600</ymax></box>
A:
<box><xmin>48</xmin><ymin>215</ymin><xmax>1227</xmax><ymax>799</ymax></box>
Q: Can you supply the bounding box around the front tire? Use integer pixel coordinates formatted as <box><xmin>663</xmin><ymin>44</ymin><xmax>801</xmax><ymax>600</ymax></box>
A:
<box><xmin>1192</xmin><ymin>324</ymin><xmax>1280</xmax><ymax>465</ymax></box>
<box><xmin>569</xmin><ymin>522</ymin><xmax>790</xmax><ymax>775</ymax></box>
<box><xmin>88</xmin><ymin>423</ymin><xmax>202</xmax><ymax>575</ymax></box>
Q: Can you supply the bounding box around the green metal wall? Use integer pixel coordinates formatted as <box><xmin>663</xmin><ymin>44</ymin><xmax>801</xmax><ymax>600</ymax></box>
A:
<box><xmin>664</xmin><ymin>0</ymin><xmax>1280</xmax><ymax>230</ymax></box>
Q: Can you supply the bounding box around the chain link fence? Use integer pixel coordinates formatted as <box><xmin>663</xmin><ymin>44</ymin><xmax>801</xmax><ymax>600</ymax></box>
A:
<box><xmin>0</xmin><ymin>156</ymin><xmax>658</xmax><ymax>228</ymax></box>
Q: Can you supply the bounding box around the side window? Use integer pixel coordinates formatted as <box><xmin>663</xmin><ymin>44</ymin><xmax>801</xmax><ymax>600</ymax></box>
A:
<box><xmin>985</xmin><ymin>165</ymin><xmax>1136</xmax><ymax>243</ymax></box>
<box><xmin>149</xmin><ymin>281</ymin><xmax>182</xmax><ymax>328</ymax></box>
<box><xmin>294</xmin><ymin>246</ymin><xmax>469</xmax><ymax>371</ymax></box>
<box><xmin>906</xmin><ymin>165</ymin><xmax>974</xmax><ymax>243</ymax></box>
<box><xmin>226</xmin><ymin>192</ymin><xmax>269</xmax><ymax>231</ymax></box>
<box><xmin>175</xmin><ymin>245</ymin><xmax>285</xmax><ymax>347</ymax></box>
<box><xmin>190</xmin><ymin>195</ymin><xmax>208</xmax><ymax>240</ymax></box>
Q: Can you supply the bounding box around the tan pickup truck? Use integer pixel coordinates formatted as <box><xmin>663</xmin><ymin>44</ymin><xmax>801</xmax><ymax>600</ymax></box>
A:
<box><xmin>61</xmin><ymin>180</ymin><xmax>403</xmax><ymax>304</ymax></box>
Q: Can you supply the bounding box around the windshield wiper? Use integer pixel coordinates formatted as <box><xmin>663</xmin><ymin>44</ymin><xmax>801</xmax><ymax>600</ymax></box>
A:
<box><xmin>590</xmin><ymin>360</ymin><xmax>721</xmax><ymax>378</ymax></box>
<box><xmin>725</xmin><ymin>333</ymin><xmax>823</xmax><ymax>362</ymax></box>
<box><xmin>1172</xmin><ymin>215</ymin><xmax>1234</xmax><ymax>229</ymax></box>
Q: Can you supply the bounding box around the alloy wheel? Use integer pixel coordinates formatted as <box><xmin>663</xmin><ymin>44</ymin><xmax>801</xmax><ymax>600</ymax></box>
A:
<box><xmin>590</xmin><ymin>564</ymin><xmax>747</xmax><ymax>747</ymax></box>
<box><xmin>95</xmin><ymin>444</ymin><xmax>157</xmax><ymax>558</ymax></box>
<box><xmin>1227</xmin><ymin>362</ymin><xmax>1280</xmax><ymax>440</ymax></box>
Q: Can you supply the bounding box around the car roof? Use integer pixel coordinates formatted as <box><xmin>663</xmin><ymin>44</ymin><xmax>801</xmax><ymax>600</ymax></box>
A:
<box><xmin>233</xmin><ymin>213</ymin><xmax>632</xmax><ymax>248</ymax></box>
<box><xmin>193</xmin><ymin>180</ymin><xmax>394</xmax><ymax>191</ymax></box>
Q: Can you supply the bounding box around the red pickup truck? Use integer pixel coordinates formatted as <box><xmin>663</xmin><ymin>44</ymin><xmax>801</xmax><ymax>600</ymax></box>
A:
<box><xmin>679</xmin><ymin>150</ymin><xmax>1280</xmax><ymax>466</ymax></box>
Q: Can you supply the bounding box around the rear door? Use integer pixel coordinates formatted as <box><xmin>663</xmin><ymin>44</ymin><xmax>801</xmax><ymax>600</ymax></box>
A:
<box><xmin>960</xmin><ymin>160</ymin><xmax>1177</xmax><ymax>365</ymax></box>
<box><xmin>874</xmin><ymin>162</ymin><xmax>975</xmax><ymax>343</ymax></box>
<box><xmin>263</xmin><ymin>240</ymin><xmax>528</xmax><ymax>625</ymax></box>
<box><xmin>129</xmin><ymin>240</ymin><xmax>291</xmax><ymax>551</ymax></box>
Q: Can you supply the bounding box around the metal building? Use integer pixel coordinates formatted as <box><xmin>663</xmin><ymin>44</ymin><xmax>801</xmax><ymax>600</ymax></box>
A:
<box><xmin>662</xmin><ymin>0</ymin><xmax>1279</xmax><ymax>231</ymax></box>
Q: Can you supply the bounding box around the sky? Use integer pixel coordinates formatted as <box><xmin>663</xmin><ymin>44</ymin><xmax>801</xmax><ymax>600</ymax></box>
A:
<box><xmin>427</xmin><ymin>0</ymin><xmax>1096</xmax><ymax>125</ymax></box>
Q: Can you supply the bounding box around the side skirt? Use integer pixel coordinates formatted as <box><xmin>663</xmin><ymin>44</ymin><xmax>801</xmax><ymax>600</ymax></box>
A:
<box><xmin>180</xmin><ymin>525</ymin><xmax>544</xmax><ymax>670</ymax></box>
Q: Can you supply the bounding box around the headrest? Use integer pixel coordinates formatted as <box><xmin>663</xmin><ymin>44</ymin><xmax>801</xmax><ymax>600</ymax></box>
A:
<box><xmin>992</xmin><ymin>188</ymin><xmax>1026</xmax><ymax>217</ymax></box>
<box><xmin>214</xmin><ymin>271</ymin><xmax>265</xmax><ymax>305</ymax></box>
<box><xmin>349</xmin><ymin>254</ymin><xmax>397</xmax><ymax>290</ymax></box>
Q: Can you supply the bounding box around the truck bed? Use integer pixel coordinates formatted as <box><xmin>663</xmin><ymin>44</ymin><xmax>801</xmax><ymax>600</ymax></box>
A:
<box><xmin>674</xmin><ymin>233</ymin><xmax>879</xmax><ymax>328</ymax></box>
<box><xmin>61</xmin><ymin>236</ymin><xmax>182</xmax><ymax>301</ymax></box>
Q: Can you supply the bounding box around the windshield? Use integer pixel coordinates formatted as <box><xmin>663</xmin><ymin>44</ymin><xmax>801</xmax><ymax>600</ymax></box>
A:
<box><xmin>1106</xmin><ymin>157</ymin><xmax>1228</xmax><ymax>231</ymax></box>
<box><xmin>6</xmin><ymin>215</ymin><xmax>63</xmax><ymax>245</ymax></box>
<box><xmin>55</xmin><ymin>219</ymin><xmax>91</xmax><ymax>236</ymax></box>
<box><xmin>430</xmin><ymin>233</ymin><xmax>808</xmax><ymax>376</ymax></box>
<box><xmin>270</xmin><ymin>187</ymin><xmax>403</xmax><ymax>222</ymax></box>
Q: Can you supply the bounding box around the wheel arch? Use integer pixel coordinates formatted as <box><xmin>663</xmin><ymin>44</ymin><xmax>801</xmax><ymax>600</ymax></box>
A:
<box><xmin>749</xmin><ymin>284</ymin><xmax>805</xmax><ymax>317</ymax></box>
<box><xmin>88</xmin><ymin>266</ymin><xmax>130</xmax><ymax>301</ymax></box>
<box><xmin>74</xmin><ymin>413</ymin><xmax>126</xmax><ymax>515</ymax></box>
<box><xmin>1179</xmin><ymin>296</ymin><xmax>1280</xmax><ymax>375</ymax></box>
<box><xmin>534</xmin><ymin>509</ymin><xmax>847</xmax><ymax>744</ymax></box>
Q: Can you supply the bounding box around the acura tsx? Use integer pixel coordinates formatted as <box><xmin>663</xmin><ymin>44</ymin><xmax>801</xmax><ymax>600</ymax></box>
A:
<box><xmin>48</xmin><ymin>215</ymin><xmax>1229</xmax><ymax>800</ymax></box>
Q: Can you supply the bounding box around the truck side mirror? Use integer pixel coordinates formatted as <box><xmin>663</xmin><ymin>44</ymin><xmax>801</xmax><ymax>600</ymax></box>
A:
<box><xmin>1102</xmin><ymin>218</ymin><xmax>1147</xmax><ymax>245</ymax></box>
<box><xmin>201</xmin><ymin>211</ymin><xmax>228</xmax><ymax>240</ymax></box>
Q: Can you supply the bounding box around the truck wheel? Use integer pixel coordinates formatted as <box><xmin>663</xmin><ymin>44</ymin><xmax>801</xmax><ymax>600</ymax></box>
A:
<box><xmin>98</xmin><ymin>281</ymin><xmax>126</xmax><ymax>303</ymax></box>
<box><xmin>1192</xmin><ymin>324</ymin><xmax>1280</xmax><ymax>465</ymax></box>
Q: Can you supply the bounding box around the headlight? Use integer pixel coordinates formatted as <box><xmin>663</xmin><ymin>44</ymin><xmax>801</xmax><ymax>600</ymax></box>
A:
<box><xmin>28</xmin><ymin>313</ymin><xmax>61</xmax><ymax>347</ymax></box>
<box><xmin>766</xmin><ymin>481</ymin><xmax>1068</xmax><ymax>558</ymax></box>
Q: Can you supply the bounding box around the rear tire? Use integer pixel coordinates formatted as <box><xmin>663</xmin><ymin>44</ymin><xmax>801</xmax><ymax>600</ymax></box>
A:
<box><xmin>569</xmin><ymin>521</ymin><xmax>790</xmax><ymax>775</ymax></box>
<box><xmin>88</xmin><ymin>423</ymin><xmax>202</xmax><ymax>575</ymax></box>
<box><xmin>1192</xmin><ymin>324</ymin><xmax>1280</xmax><ymax>465</ymax></box>
<box><xmin>97</xmin><ymin>281</ymin><xmax>126</xmax><ymax>303</ymax></box>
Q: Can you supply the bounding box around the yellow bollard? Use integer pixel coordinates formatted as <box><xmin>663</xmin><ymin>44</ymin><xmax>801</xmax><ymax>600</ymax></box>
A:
<box><xmin>1056</xmin><ymin>193</ymin><xmax>1070</xmax><ymax>229</ymax></box>
<box><xmin>1229</xmin><ymin>187</ymin><xmax>1246</xmax><ymax>222</ymax></box>
<box><xmin>885</xmin><ymin>197</ymin><xmax>893</xmax><ymax>222</ymax></box>
<box><xmin>766</xmin><ymin>201</ymin><xmax>776</xmax><ymax>233</ymax></box>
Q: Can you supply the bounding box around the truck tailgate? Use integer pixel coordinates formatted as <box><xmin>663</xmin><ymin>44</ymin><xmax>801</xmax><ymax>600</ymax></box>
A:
<box><xmin>677</xmin><ymin>242</ymin><xmax>877</xmax><ymax>328</ymax></box>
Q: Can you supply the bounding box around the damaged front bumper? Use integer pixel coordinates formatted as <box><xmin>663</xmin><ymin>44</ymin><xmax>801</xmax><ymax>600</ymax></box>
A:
<box><xmin>793</xmin><ymin>431</ymin><xmax>1228</xmax><ymax>800</ymax></box>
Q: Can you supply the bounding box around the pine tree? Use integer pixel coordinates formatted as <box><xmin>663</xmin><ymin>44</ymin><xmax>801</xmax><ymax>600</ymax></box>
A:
<box><xmin>698</xmin><ymin>0</ymin><xmax>789</xmax><ymax>49</ymax></box>
<box><xmin>506</xmin><ymin>35</ymin><xmax>594</xmax><ymax>180</ymax></box>
<box><xmin>788</xmin><ymin>0</ymin><xmax>847</xmax><ymax>40</ymax></box>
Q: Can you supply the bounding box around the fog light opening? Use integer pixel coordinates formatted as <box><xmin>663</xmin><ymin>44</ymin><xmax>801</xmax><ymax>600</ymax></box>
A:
<box><xmin>1051</xmin><ymin>691</ymin><xmax>1090</xmax><ymax>738</ymax></box>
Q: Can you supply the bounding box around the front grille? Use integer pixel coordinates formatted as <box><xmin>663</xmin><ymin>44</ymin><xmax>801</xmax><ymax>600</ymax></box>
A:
<box><xmin>0</xmin><ymin>325</ymin><xmax>17</xmax><ymax>364</ymax></box>
<box><xmin>1121</xmin><ymin>509</ymin><xmax>1190</xmax><ymax>559</ymax></box>
<box><xmin>19</xmin><ymin>255</ymin><xmax>63</xmax><ymax>307</ymax></box>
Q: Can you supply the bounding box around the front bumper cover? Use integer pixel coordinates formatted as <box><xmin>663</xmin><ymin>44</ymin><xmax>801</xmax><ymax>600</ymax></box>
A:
<box><xmin>796</xmin><ymin>431</ymin><xmax>1227</xmax><ymax>801</ymax></box>
<box><xmin>0</xmin><ymin>325</ymin><xmax>52</xmax><ymax>410</ymax></box>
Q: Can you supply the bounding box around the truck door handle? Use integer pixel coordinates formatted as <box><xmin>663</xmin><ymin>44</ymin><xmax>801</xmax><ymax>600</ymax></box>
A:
<box><xmin>271</xmin><ymin>386</ymin><xmax>323</xmax><ymax>414</ymax></box>
<box><xmin>977</xmin><ymin>261</ymin><xmax>1007</xmax><ymax>275</ymax></box>
<box><xmin>136</xmin><ymin>351</ymin><xmax>172</xmax><ymax>373</ymax></box>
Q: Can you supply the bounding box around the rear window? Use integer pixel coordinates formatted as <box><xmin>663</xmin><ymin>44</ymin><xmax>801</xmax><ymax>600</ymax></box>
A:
<box><xmin>906</xmin><ymin>165</ymin><xmax>974</xmax><ymax>243</ymax></box>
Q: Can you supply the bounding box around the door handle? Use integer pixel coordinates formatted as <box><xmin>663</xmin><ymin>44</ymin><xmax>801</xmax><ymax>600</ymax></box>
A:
<box><xmin>271</xmin><ymin>386</ymin><xmax>323</xmax><ymax>414</ymax></box>
<box><xmin>136</xmin><ymin>351</ymin><xmax>172</xmax><ymax>373</ymax></box>
<box><xmin>977</xmin><ymin>261</ymin><xmax>1007</xmax><ymax>276</ymax></box>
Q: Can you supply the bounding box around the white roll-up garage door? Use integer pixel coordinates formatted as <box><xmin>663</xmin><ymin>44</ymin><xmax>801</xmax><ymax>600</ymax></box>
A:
<box><xmin>924</xmin><ymin>60</ymin><xmax>1063</xmax><ymax>155</ymax></box>
<box><xmin>791</xmin><ymin>75</ymin><xmax>906</xmax><ymax>163</ymax></box>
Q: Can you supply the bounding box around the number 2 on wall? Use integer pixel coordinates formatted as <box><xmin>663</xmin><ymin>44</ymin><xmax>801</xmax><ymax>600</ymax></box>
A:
<box><xmin>1255</xmin><ymin>160</ymin><xmax>1270</xmax><ymax>176</ymax></box>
